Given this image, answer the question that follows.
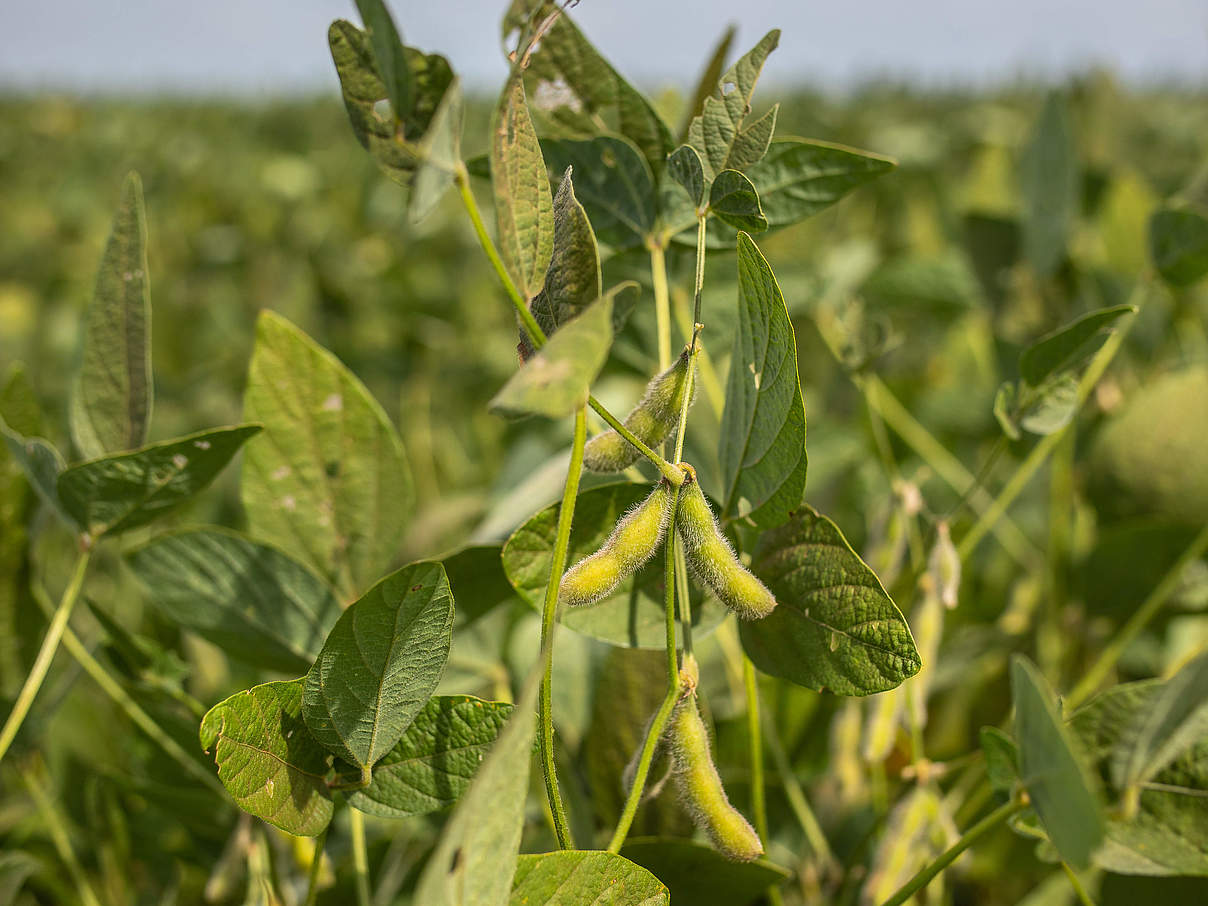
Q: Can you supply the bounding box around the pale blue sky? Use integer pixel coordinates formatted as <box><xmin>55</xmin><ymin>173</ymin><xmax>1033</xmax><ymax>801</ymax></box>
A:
<box><xmin>1</xmin><ymin>0</ymin><xmax>1205</xmax><ymax>94</ymax></box>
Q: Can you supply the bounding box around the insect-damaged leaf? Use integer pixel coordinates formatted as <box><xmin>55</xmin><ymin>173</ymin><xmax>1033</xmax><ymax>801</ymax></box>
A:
<box><xmin>720</xmin><ymin>233</ymin><xmax>806</xmax><ymax>530</ymax></box>
<box><xmin>353</xmin><ymin>0</ymin><xmax>413</xmax><ymax>126</ymax></box>
<box><xmin>70</xmin><ymin>172</ymin><xmax>153</xmax><ymax>462</ymax></box>
<box><xmin>542</xmin><ymin>136</ymin><xmax>657</xmax><ymax>249</ymax></box>
<box><xmin>199</xmin><ymin>679</ymin><xmax>333</xmax><ymax>837</ymax></box>
<box><xmin>57</xmin><ymin>425</ymin><xmax>260</xmax><ymax>538</ymax></box>
<box><xmin>347</xmin><ymin>695</ymin><xmax>513</xmax><ymax>818</ymax></box>
<box><xmin>303</xmin><ymin>561</ymin><xmax>453</xmax><ymax>770</ymax></box>
<box><xmin>740</xmin><ymin>505</ymin><xmax>920</xmax><ymax>695</ymax></box>
<box><xmin>240</xmin><ymin>311</ymin><xmax>412</xmax><ymax>599</ymax></box>
<box><xmin>708</xmin><ymin>169</ymin><xmax>767</xmax><ymax>233</ymax></box>
<box><xmin>1149</xmin><ymin>204</ymin><xmax>1208</xmax><ymax>288</ymax></box>
<box><xmin>510</xmin><ymin>851</ymin><xmax>669</xmax><ymax>905</ymax></box>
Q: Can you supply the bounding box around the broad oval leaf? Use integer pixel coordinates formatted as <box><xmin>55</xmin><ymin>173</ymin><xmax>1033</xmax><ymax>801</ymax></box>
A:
<box><xmin>58</xmin><ymin>425</ymin><xmax>260</xmax><ymax>539</ymax></box>
<box><xmin>719</xmin><ymin>232</ymin><xmax>806</xmax><ymax>530</ymax></box>
<box><xmin>1149</xmin><ymin>205</ymin><xmax>1208</xmax><ymax>287</ymax></box>
<box><xmin>668</xmin><ymin>144</ymin><xmax>705</xmax><ymax>208</ymax></box>
<box><xmin>70</xmin><ymin>171</ymin><xmax>152</xmax><ymax>461</ymax></box>
<box><xmin>708</xmin><ymin>169</ymin><xmax>767</xmax><ymax>233</ymax></box>
<box><xmin>347</xmin><ymin>695</ymin><xmax>512</xmax><ymax>819</ymax></box>
<box><xmin>501</xmin><ymin>482</ymin><xmax>724</xmax><ymax>649</ymax></box>
<box><xmin>1019</xmin><ymin>92</ymin><xmax>1078</xmax><ymax>278</ymax></box>
<box><xmin>1011</xmin><ymin>655</ymin><xmax>1105</xmax><ymax>869</ymax></box>
<box><xmin>126</xmin><ymin>528</ymin><xmax>342</xmax><ymax>674</ymax></box>
<box><xmin>619</xmin><ymin>838</ymin><xmax>790</xmax><ymax>906</ymax></box>
<box><xmin>199</xmin><ymin>679</ymin><xmax>333</xmax><ymax>837</ymax></box>
<box><xmin>542</xmin><ymin>136</ymin><xmax>657</xmax><ymax>249</ymax></box>
<box><xmin>510</xmin><ymin>851</ymin><xmax>669</xmax><ymax>905</ymax></box>
<box><xmin>240</xmin><ymin>310</ymin><xmax>412</xmax><ymax>599</ymax></box>
<box><xmin>1019</xmin><ymin>304</ymin><xmax>1135</xmax><ymax>388</ymax></box>
<box><xmin>739</xmin><ymin>505</ymin><xmax>920</xmax><ymax>695</ymax></box>
<box><xmin>303</xmin><ymin>560</ymin><xmax>454</xmax><ymax>769</ymax></box>
<box><xmin>980</xmin><ymin>726</ymin><xmax>1021</xmax><ymax>794</ymax></box>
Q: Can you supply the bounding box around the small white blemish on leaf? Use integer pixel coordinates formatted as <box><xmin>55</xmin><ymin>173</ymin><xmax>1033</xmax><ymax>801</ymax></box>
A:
<box><xmin>194</xmin><ymin>439</ymin><xmax>211</xmax><ymax>450</ymax></box>
<box><xmin>321</xmin><ymin>393</ymin><xmax>342</xmax><ymax>412</ymax></box>
<box><xmin>265</xmin><ymin>779</ymin><xmax>274</xmax><ymax>796</ymax></box>
<box><xmin>281</xmin><ymin>495</ymin><xmax>297</xmax><ymax>511</ymax></box>
<box><xmin>271</xmin><ymin>465</ymin><xmax>291</xmax><ymax>481</ymax></box>
<box><xmin>748</xmin><ymin>361</ymin><xmax>761</xmax><ymax>390</ymax></box>
<box><xmin>171</xmin><ymin>454</ymin><xmax>188</xmax><ymax>469</ymax></box>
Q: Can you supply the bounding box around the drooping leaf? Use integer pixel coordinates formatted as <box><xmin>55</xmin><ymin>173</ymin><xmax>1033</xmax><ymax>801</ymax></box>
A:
<box><xmin>719</xmin><ymin>232</ymin><xmax>806</xmax><ymax>529</ymax></box>
<box><xmin>409</xmin><ymin>76</ymin><xmax>463</xmax><ymax>221</ymax></box>
<box><xmin>412</xmin><ymin>662</ymin><xmax>540</xmax><ymax>906</ymax></box>
<box><xmin>57</xmin><ymin>425</ymin><xmax>260</xmax><ymax>539</ymax></box>
<box><xmin>490</xmin><ymin>287</ymin><xmax>618</xmax><ymax>419</ymax></box>
<box><xmin>303</xmin><ymin>561</ymin><xmax>453</xmax><ymax>769</ymax></box>
<box><xmin>708</xmin><ymin>169</ymin><xmax>767</xmax><ymax>232</ymax></box>
<box><xmin>199</xmin><ymin>679</ymin><xmax>333</xmax><ymax>837</ymax></box>
<box><xmin>740</xmin><ymin>505</ymin><xmax>920</xmax><ymax>695</ymax></box>
<box><xmin>1011</xmin><ymin>655</ymin><xmax>1105</xmax><ymax>869</ymax></box>
<box><xmin>240</xmin><ymin>310</ymin><xmax>411</xmax><ymax>598</ymax></box>
<box><xmin>542</xmin><ymin>136</ymin><xmax>657</xmax><ymax>249</ymax></box>
<box><xmin>126</xmin><ymin>528</ymin><xmax>342</xmax><ymax>675</ymax></box>
<box><xmin>1019</xmin><ymin>92</ymin><xmax>1078</xmax><ymax>277</ymax></box>
<box><xmin>1020</xmin><ymin>305</ymin><xmax>1135</xmax><ymax>387</ymax></box>
<box><xmin>1149</xmin><ymin>205</ymin><xmax>1208</xmax><ymax>287</ymax></box>
<box><xmin>347</xmin><ymin>695</ymin><xmax>513</xmax><ymax>818</ymax></box>
<box><xmin>981</xmin><ymin>726</ymin><xmax>1021</xmax><ymax>794</ymax></box>
<box><xmin>510</xmin><ymin>851</ymin><xmax>669</xmax><ymax>905</ymax></box>
<box><xmin>678</xmin><ymin>25</ymin><xmax>736</xmax><ymax>141</ymax></box>
<box><xmin>353</xmin><ymin>0</ymin><xmax>413</xmax><ymax>125</ymax></box>
<box><xmin>70</xmin><ymin>172</ymin><xmax>153</xmax><ymax>461</ymax></box>
<box><xmin>492</xmin><ymin>76</ymin><xmax>554</xmax><ymax>303</ymax></box>
<box><xmin>619</xmin><ymin>838</ymin><xmax>791</xmax><ymax>905</ymax></box>
<box><xmin>668</xmin><ymin>144</ymin><xmax>706</xmax><ymax>208</ymax></box>
<box><xmin>0</xmin><ymin>420</ymin><xmax>72</xmax><ymax>527</ymax></box>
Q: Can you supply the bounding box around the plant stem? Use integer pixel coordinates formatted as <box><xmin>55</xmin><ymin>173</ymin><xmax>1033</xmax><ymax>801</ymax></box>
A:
<box><xmin>588</xmin><ymin>397</ymin><xmax>683</xmax><ymax>484</ymax></box>
<box><xmin>744</xmin><ymin>656</ymin><xmax>768</xmax><ymax>840</ymax></box>
<box><xmin>674</xmin><ymin>538</ymin><xmax>694</xmax><ymax>657</ymax></box>
<box><xmin>1067</xmin><ymin>518</ymin><xmax>1208</xmax><ymax>709</ymax></box>
<box><xmin>20</xmin><ymin>758</ymin><xmax>104</xmax><ymax>906</ymax></box>
<box><xmin>303</xmin><ymin>826</ymin><xmax>328</xmax><ymax>906</ymax></box>
<box><xmin>762</xmin><ymin>708</ymin><xmax>837</xmax><ymax>873</ymax></box>
<box><xmin>538</xmin><ymin>405</ymin><xmax>585</xmax><ymax>851</ymax></box>
<box><xmin>0</xmin><ymin>547</ymin><xmax>91</xmax><ymax>763</ymax></box>
<box><xmin>879</xmin><ymin>798</ymin><xmax>1024</xmax><ymax>906</ymax></box>
<box><xmin>649</xmin><ymin>238</ymin><xmax>672</xmax><ymax>370</ymax></box>
<box><xmin>1063</xmin><ymin>862</ymin><xmax>1097</xmax><ymax>906</ymax></box>
<box><xmin>350</xmin><ymin>808</ymin><xmax>371</xmax><ymax>906</ymax></box>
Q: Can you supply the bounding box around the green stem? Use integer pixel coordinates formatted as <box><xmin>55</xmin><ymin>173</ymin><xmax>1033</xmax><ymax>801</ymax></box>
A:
<box><xmin>0</xmin><ymin>548</ymin><xmax>92</xmax><ymax>763</ymax></box>
<box><xmin>538</xmin><ymin>406</ymin><xmax>586</xmax><ymax>850</ymax></box>
<box><xmin>588</xmin><ymin>397</ymin><xmax>683</xmax><ymax>485</ymax></box>
<box><xmin>303</xmin><ymin>826</ymin><xmax>328</xmax><ymax>906</ymax></box>
<box><xmin>879</xmin><ymin>799</ymin><xmax>1025</xmax><ymax>906</ymax></box>
<box><xmin>674</xmin><ymin>537</ymin><xmax>694</xmax><ymax>657</ymax></box>
<box><xmin>1068</xmin><ymin>518</ymin><xmax>1208</xmax><ymax>709</ymax></box>
<box><xmin>649</xmin><ymin>238</ymin><xmax>672</xmax><ymax>371</ymax></box>
<box><xmin>762</xmin><ymin>708</ymin><xmax>837</xmax><ymax>873</ymax></box>
<box><xmin>1041</xmin><ymin>428</ymin><xmax>1076</xmax><ymax>679</ymax></box>
<box><xmin>350</xmin><ymin>808</ymin><xmax>371</xmax><ymax>906</ymax></box>
<box><xmin>20</xmin><ymin>758</ymin><xmax>103</xmax><ymax>906</ymax></box>
<box><xmin>1063</xmin><ymin>862</ymin><xmax>1097</xmax><ymax>906</ymax></box>
<box><xmin>744</xmin><ymin>656</ymin><xmax>768</xmax><ymax>841</ymax></box>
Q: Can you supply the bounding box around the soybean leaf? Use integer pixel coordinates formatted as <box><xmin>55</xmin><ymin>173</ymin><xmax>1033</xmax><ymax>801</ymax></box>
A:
<box><xmin>668</xmin><ymin>144</ymin><xmax>705</xmax><ymax>208</ymax></box>
<box><xmin>510</xmin><ymin>851</ymin><xmax>669</xmax><ymax>905</ymax></box>
<box><xmin>70</xmin><ymin>172</ymin><xmax>153</xmax><ymax>461</ymax></box>
<box><xmin>199</xmin><ymin>679</ymin><xmax>333</xmax><ymax>837</ymax></box>
<box><xmin>686</xmin><ymin>30</ymin><xmax>779</xmax><ymax>183</ymax></box>
<box><xmin>1</xmin><ymin>420</ymin><xmax>72</xmax><ymax>527</ymax></box>
<box><xmin>240</xmin><ymin>311</ymin><xmax>411</xmax><ymax>598</ymax></box>
<box><xmin>1012</xmin><ymin>655</ymin><xmax>1104</xmax><ymax>869</ymax></box>
<box><xmin>347</xmin><ymin>695</ymin><xmax>512</xmax><ymax>819</ymax></box>
<box><xmin>1019</xmin><ymin>92</ymin><xmax>1078</xmax><ymax>277</ymax></box>
<box><xmin>678</xmin><ymin>25</ymin><xmax>736</xmax><ymax>141</ymax></box>
<box><xmin>740</xmin><ymin>505</ymin><xmax>920</xmax><ymax>695</ymax></box>
<box><xmin>620</xmin><ymin>839</ymin><xmax>790</xmax><ymax>905</ymax></box>
<box><xmin>708</xmin><ymin>169</ymin><xmax>767</xmax><ymax>232</ymax></box>
<box><xmin>501</xmin><ymin>482</ymin><xmax>723</xmax><ymax>649</ymax></box>
<box><xmin>126</xmin><ymin>528</ymin><xmax>341</xmax><ymax>675</ymax></box>
<box><xmin>84</xmin><ymin>598</ymin><xmax>189</xmax><ymax>690</ymax></box>
<box><xmin>353</xmin><ymin>0</ymin><xmax>412</xmax><ymax>125</ymax></box>
<box><xmin>303</xmin><ymin>561</ymin><xmax>453</xmax><ymax>769</ymax></box>
<box><xmin>981</xmin><ymin>726</ymin><xmax>1021</xmax><ymax>794</ymax></box>
<box><xmin>1020</xmin><ymin>305</ymin><xmax>1135</xmax><ymax>387</ymax></box>
<box><xmin>409</xmin><ymin>76</ymin><xmax>463</xmax><ymax>222</ymax></box>
<box><xmin>442</xmin><ymin>545</ymin><xmax>517</xmax><ymax>627</ymax></box>
<box><xmin>412</xmin><ymin>662</ymin><xmax>540</xmax><ymax>906</ymax></box>
<box><xmin>719</xmin><ymin>232</ymin><xmax>807</xmax><ymax>530</ymax></box>
<box><xmin>493</xmin><ymin>76</ymin><xmax>554</xmax><ymax>302</ymax></box>
<box><xmin>58</xmin><ymin>425</ymin><xmax>259</xmax><ymax>538</ymax></box>
<box><xmin>1149</xmin><ymin>205</ymin><xmax>1208</xmax><ymax>287</ymax></box>
<box><xmin>490</xmin><ymin>287</ymin><xmax>618</xmax><ymax>419</ymax></box>
<box><xmin>542</xmin><ymin>136</ymin><xmax>656</xmax><ymax>249</ymax></box>
<box><xmin>1018</xmin><ymin>373</ymin><xmax>1079</xmax><ymax>436</ymax></box>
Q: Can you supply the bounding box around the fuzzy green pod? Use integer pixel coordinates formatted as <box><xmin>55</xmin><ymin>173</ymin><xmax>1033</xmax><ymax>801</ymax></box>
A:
<box><xmin>558</xmin><ymin>482</ymin><xmax>673</xmax><ymax>607</ymax></box>
<box><xmin>674</xmin><ymin>475</ymin><xmax>776</xmax><ymax>619</ymax></box>
<box><xmin>584</xmin><ymin>349</ymin><xmax>695</xmax><ymax>472</ymax></box>
<box><xmin>668</xmin><ymin>692</ymin><xmax>763</xmax><ymax>862</ymax></box>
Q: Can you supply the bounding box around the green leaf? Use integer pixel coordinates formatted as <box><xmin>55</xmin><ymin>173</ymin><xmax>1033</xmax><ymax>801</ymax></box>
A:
<box><xmin>542</xmin><ymin>136</ymin><xmax>657</xmax><ymax>249</ymax></box>
<box><xmin>502</xmin><ymin>482</ymin><xmax>725</xmax><ymax>649</ymax></box>
<box><xmin>1020</xmin><ymin>305</ymin><xmax>1135</xmax><ymax>387</ymax></box>
<box><xmin>303</xmin><ymin>561</ymin><xmax>453</xmax><ymax>769</ymax></box>
<box><xmin>981</xmin><ymin>726</ymin><xmax>1021</xmax><ymax>794</ymax></box>
<box><xmin>57</xmin><ymin>425</ymin><xmax>259</xmax><ymax>538</ymax></box>
<box><xmin>126</xmin><ymin>528</ymin><xmax>342</xmax><ymax>675</ymax></box>
<box><xmin>1149</xmin><ymin>205</ymin><xmax>1208</xmax><ymax>287</ymax></box>
<box><xmin>199</xmin><ymin>679</ymin><xmax>333</xmax><ymax>837</ymax></box>
<box><xmin>686</xmin><ymin>30</ymin><xmax>780</xmax><ymax>182</ymax></box>
<box><xmin>668</xmin><ymin>145</ymin><xmax>705</xmax><ymax>208</ymax></box>
<box><xmin>353</xmin><ymin>0</ymin><xmax>413</xmax><ymax>125</ymax></box>
<box><xmin>443</xmin><ymin>545</ymin><xmax>517</xmax><ymax>627</ymax></box>
<box><xmin>740</xmin><ymin>505</ymin><xmax>920</xmax><ymax>695</ymax></box>
<box><xmin>1011</xmin><ymin>655</ymin><xmax>1105</xmax><ymax>869</ymax></box>
<box><xmin>708</xmin><ymin>169</ymin><xmax>767</xmax><ymax>233</ymax></box>
<box><xmin>347</xmin><ymin>695</ymin><xmax>512</xmax><ymax>818</ymax></box>
<box><xmin>490</xmin><ymin>287</ymin><xmax>618</xmax><ymax>419</ymax></box>
<box><xmin>492</xmin><ymin>76</ymin><xmax>554</xmax><ymax>303</ymax></box>
<box><xmin>70</xmin><ymin>172</ymin><xmax>153</xmax><ymax>461</ymax></box>
<box><xmin>1019</xmin><ymin>92</ymin><xmax>1078</xmax><ymax>277</ymax></box>
<box><xmin>619</xmin><ymin>839</ymin><xmax>791</xmax><ymax>905</ymax></box>
<box><xmin>1</xmin><ymin>420</ymin><xmax>72</xmax><ymax>527</ymax></box>
<box><xmin>412</xmin><ymin>661</ymin><xmax>540</xmax><ymax>906</ymax></box>
<box><xmin>510</xmin><ymin>851</ymin><xmax>669</xmax><ymax>905</ymax></box>
<box><xmin>719</xmin><ymin>232</ymin><xmax>807</xmax><ymax>529</ymax></box>
<box><xmin>409</xmin><ymin>76</ymin><xmax>463</xmax><ymax>222</ymax></box>
<box><xmin>1018</xmin><ymin>373</ymin><xmax>1079</xmax><ymax>436</ymax></box>
<box><xmin>240</xmin><ymin>311</ymin><xmax>412</xmax><ymax>598</ymax></box>
<box><xmin>678</xmin><ymin>25</ymin><xmax>736</xmax><ymax>141</ymax></box>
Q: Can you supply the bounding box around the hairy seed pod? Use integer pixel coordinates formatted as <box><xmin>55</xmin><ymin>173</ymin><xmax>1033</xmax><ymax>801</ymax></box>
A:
<box><xmin>558</xmin><ymin>482</ymin><xmax>673</xmax><ymax>606</ymax></box>
<box><xmin>674</xmin><ymin>476</ymin><xmax>776</xmax><ymax>619</ymax></box>
<box><xmin>928</xmin><ymin>521</ymin><xmax>960</xmax><ymax>609</ymax></box>
<box><xmin>584</xmin><ymin>349</ymin><xmax>695</xmax><ymax>472</ymax></box>
<box><xmin>668</xmin><ymin>692</ymin><xmax>763</xmax><ymax>862</ymax></box>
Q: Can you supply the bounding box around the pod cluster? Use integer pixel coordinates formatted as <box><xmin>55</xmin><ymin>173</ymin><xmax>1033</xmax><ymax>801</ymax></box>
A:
<box><xmin>584</xmin><ymin>349</ymin><xmax>695</xmax><ymax>473</ymax></box>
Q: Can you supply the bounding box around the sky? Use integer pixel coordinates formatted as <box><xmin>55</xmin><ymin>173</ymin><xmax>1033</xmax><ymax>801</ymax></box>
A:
<box><xmin>0</xmin><ymin>0</ymin><xmax>1205</xmax><ymax>96</ymax></box>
